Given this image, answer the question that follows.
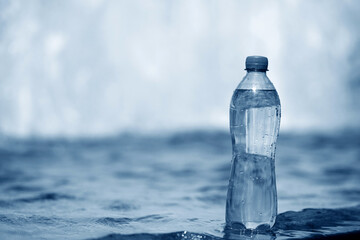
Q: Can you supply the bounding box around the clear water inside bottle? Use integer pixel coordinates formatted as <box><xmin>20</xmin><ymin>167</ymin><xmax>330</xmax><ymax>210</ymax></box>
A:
<box><xmin>226</xmin><ymin>89</ymin><xmax>281</xmax><ymax>230</ymax></box>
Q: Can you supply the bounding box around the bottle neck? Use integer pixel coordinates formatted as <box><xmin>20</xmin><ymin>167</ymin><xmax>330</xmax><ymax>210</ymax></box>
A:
<box><xmin>246</xmin><ymin>70</ymin><xmax>267</xmax><ymax>76</ymax></box>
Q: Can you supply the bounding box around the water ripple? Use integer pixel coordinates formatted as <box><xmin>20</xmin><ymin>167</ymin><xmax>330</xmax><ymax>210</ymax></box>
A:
<box><xmin>15</xmin><ymin>193</ymin><xmax>75</xmax><ymax>203</ymax></box>
<box><xmin>89</xmin><ymin>231</ymin><xmax>221</xmax><ymax>240</ymax></box>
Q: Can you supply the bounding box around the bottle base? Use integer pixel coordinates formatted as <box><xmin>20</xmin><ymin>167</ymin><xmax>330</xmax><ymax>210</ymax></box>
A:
<box><xmin>225</xmin><ymin>221</ymin><xmax>272</xmax><ymax>231</ymax></box>
<box><xmin>224</xmin><ymin>222</ymin><xmax>275</xmax><ymax>240</ymax></box>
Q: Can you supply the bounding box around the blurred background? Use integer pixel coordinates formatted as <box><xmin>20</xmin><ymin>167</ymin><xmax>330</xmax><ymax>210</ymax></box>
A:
<box><xmin>0</xmin><ymin>0</ymin><xmax>359</xmax><ymax>138</ymax></box>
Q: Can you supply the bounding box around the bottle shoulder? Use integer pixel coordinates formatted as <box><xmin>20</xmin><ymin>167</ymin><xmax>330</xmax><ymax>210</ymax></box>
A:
<box><xmin>237</xmin><ymin>72</ymin><xmax>276</xmax><ymax>91</ymax></box>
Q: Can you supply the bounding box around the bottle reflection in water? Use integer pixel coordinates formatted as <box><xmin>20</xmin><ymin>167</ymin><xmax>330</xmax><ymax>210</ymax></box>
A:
<box><xmin>226</xmin><ymin>56</ymin><xmax>281</xmax><ymax>230</ymax></box>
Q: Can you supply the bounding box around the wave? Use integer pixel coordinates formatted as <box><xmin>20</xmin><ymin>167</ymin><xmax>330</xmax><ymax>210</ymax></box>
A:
<box><xmin>90</xmin><ymin>205</ymin><xmax>360</xmax><ymax>240</ymax></box>
<box><xmin>88</xmin><ymin>230</ymin><xmax>360</xmax><ymax>240</ymax></box>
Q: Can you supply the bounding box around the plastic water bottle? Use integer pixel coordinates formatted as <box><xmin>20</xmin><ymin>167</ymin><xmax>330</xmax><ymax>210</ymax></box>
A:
<box><xmin>225</xmin><ymin>56</ymin><xmax>281</xmax><ymax>230</ymax></box>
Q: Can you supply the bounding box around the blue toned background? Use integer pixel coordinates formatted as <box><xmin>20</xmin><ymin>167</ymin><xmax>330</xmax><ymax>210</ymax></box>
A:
<box><xmin>1</xmin><ymin>0</ymin><xmax>360</xmax><ymax>137</ymax></box>
<box><xmin>0</xmin><ymin>1</ymin><xmax>360</xmax><ymax>240</ymax></box>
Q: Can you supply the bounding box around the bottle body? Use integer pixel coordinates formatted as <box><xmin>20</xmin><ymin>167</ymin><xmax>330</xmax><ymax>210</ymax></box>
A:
<box><xmin>226</xmin><ymin>71</ymin><xmax>281</xmax><ymax>229</ymax></box>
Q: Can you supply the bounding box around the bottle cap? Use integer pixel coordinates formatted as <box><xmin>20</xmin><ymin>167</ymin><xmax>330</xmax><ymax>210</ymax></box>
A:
<box><xmin>245</xmin><ymin>56</ymin><xmax>268</xmax><ymax>71</ymax></box>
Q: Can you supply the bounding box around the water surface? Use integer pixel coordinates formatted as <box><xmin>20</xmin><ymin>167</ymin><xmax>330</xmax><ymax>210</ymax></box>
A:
<box><xmin>0</xmin><ymin>130</ymin><xmax>359</xmax><ymax>239</ymax></box>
